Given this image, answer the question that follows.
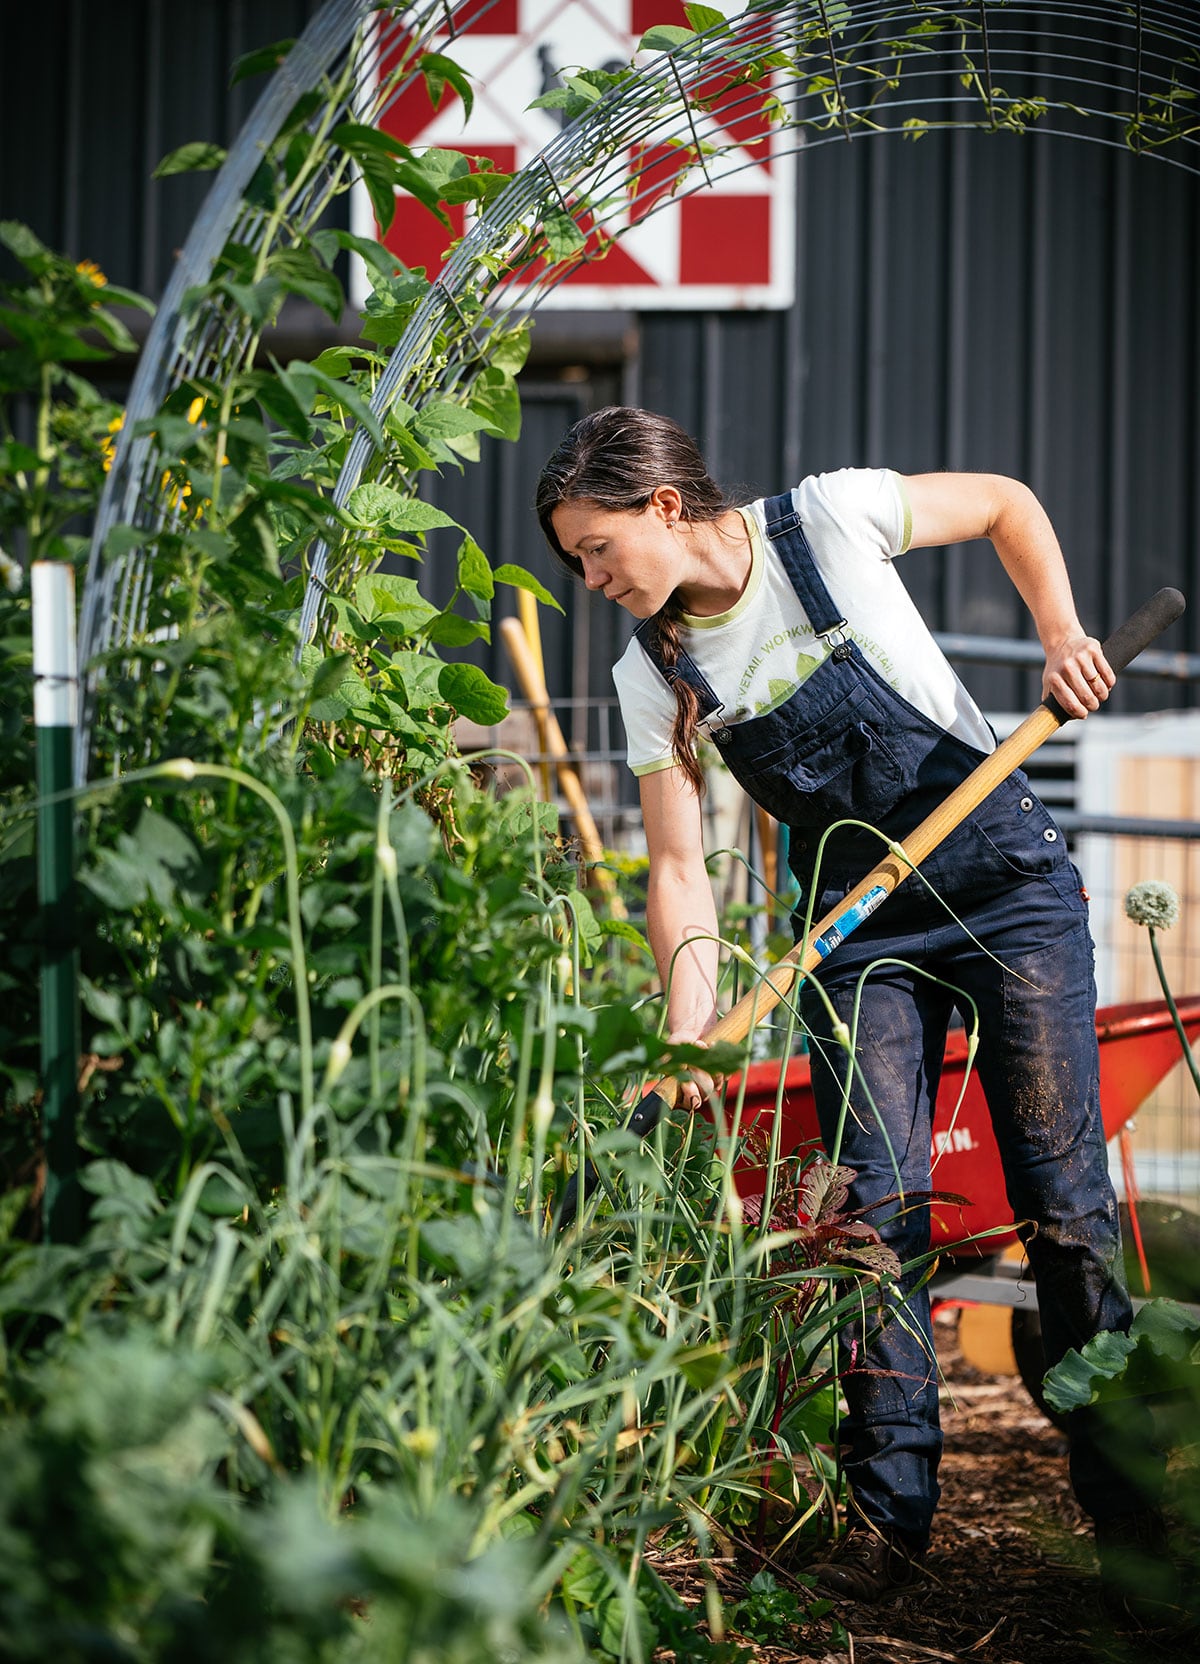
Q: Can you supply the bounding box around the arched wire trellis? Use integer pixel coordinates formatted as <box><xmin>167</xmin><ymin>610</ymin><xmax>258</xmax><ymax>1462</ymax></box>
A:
<box><xmin>78</xmin><ymin>0</ymin><xmax>1200</xmax><ymax>780</ymax></box>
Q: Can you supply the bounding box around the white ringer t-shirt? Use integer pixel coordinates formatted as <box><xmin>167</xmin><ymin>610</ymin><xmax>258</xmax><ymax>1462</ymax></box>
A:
<box><xmin>613</xmin><ymin>468</ymin><xmax>996</xmax><ymax>777</ymax></box>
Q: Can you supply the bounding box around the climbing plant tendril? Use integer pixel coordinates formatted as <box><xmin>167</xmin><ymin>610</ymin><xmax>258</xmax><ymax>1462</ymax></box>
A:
<box><xmin>79</xmin><ymin>0</ymin><xmax>1200</xmax><ymax>778</ymax></box>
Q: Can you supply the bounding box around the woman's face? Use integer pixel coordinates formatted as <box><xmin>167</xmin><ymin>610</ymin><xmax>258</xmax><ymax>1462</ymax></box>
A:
<box><xmin>550</xmin><ymin>490</ymin><xmax>683</xmax><ymax>619</ymax></box>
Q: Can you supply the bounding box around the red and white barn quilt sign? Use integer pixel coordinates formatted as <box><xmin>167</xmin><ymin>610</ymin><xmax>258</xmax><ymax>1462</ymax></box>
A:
<box><xmin>356</xmin><ymin>0</ymin><xmax>796</xmax><ymax>310</ymax></box>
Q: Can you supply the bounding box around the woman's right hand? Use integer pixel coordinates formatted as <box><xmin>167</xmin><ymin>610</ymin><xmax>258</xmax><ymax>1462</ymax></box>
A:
<box><xmin>667</xmin><ymin>1034</ymin><xmax>721</xmax><ymax>1113</ymax></box>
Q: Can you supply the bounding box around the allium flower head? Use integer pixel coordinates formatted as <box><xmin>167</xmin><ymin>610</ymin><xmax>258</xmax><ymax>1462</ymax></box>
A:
<box><xmin>0</xmin><ymin>547</ymin><xmax>22</xmax><ymax>594</ymax></box>
<box><xmin>1124</xmin><ymin>880</ymin><xmax>1181</xmax><ymax>930</ymax></box>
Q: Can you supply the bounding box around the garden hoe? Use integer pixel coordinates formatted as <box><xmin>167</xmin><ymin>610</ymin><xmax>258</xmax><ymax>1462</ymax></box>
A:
<box><xmin>558</xmin><ymin>586</ymin><xmax>1187</xmax><ymax>1226</ymax></box>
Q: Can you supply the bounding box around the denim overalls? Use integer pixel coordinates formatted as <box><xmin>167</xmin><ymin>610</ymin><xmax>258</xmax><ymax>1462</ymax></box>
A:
<box><xmin>639</xmin><ymin>493</ymin><xmax>1151</xmax><ymax>1546</ymax></box>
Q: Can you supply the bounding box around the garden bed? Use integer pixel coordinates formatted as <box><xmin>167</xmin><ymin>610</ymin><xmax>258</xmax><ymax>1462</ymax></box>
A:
<box><xmin>652</xmin><ymin>1308</ymin><xmax>1193</xmax><ymax>1663</ymax></box>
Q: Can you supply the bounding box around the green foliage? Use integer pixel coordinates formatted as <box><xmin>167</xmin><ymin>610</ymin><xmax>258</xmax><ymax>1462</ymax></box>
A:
<box><xmin>1043</xmin><ymin>1299</ymin><xmax>1200</xmax><ymax>1416</ymax></box>
<box><xmin>0</xmin><ymin>222</ymin><xmax>152</xmax><ymax>567</ymax></box>
<box><xmin>0</xmin><ymin>1327</ymin><xmax>580</xmax><ymax>1662</ymax></box>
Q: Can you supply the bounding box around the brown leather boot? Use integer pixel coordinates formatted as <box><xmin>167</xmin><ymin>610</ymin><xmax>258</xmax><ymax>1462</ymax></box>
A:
<box><xmin>809</xmin><ymin>1526</ymin><xmax>925</xmax><ymax>1602</ymax></box>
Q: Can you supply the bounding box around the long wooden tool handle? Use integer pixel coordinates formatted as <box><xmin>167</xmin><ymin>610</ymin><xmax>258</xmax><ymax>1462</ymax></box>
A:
<box><xmin>500</xmin><ymin>616</ymin><xmax>622</xmax><ymax>906</ymax></box>
<box><xmin>650</xmin><ymin>586</ymin><xmax>1187</xmax><ymax>1112</ymax></box>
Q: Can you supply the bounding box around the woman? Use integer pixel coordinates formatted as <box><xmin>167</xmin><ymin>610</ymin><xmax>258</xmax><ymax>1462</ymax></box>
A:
<box><xmin>536</xmin><ymin>407</ymin><xmax>1165</xmax><ymax>1608</ymax></box>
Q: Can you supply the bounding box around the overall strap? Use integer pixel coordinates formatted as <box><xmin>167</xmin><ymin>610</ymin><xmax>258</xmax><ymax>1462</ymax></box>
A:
<box><xmin>761</xmin><ymin>492</ymin><xmax>850</xmax><ymax>645</ymax></box>
<box><xmin>633</xmin><ymin>616</ymin><xmax>725</xmax><ymax>725</ymax></box>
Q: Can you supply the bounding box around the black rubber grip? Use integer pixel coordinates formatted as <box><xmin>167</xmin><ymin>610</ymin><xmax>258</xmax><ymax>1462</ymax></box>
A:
<box><xmin>1044</xmin><ymin>587</ymin><xmax>1186</xmax><ymax>724</ymax></box>
<box><xmin>1102</xmin><ymin>587</ymin><xmax>1186</xmax><ymax>675</ymax></box>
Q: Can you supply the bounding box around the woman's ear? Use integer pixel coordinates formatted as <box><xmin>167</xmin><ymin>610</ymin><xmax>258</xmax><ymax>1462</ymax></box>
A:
<box><xmin>649</xmin><ymin>484</ymin><xmax>684</xmax><ymax>525</ymax></box>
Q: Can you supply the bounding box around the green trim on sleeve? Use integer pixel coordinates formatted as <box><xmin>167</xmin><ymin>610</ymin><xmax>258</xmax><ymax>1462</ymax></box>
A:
<box><xmin>893</xmin><ymin>471</ymin><xmax>913</xmax><ymax>554</ymax></box>
<box><xmin>630</xmin><ymin>755</ymin><xmax>680</xmax><ymax>778</ymax></box>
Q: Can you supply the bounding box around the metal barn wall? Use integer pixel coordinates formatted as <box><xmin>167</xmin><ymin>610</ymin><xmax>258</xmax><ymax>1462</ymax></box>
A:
<box><xmin>633</xmin><ymin>126</ymin><xmax>1200</xmax><ymax>722</ymax></box>
<box><xmin>3</xmin><ymin>3</ymin><xmax>1199</xmax><ymax>732</ymax></box>
<box><xmin>0</xmin><ymin>0</ymin><xmax>327</xmax><ymax>304</ymax></box>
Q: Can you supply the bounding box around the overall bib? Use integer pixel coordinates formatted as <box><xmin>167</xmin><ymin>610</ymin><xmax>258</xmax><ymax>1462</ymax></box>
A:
<box><xmin>639</xmin><ymin>493</ymin><xmax>1151</xmax><ymax>1546</ymax></box>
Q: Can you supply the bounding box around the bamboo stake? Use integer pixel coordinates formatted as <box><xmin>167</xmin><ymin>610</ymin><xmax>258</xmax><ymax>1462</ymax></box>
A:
<box><xmin>500</xmin><ymin>616</ymin><xmax>624</xmax><ymax>913</ymax></box>
<box><xmin>516</xmin><ymin>589</ymin><xmax>553</xmax><ymax>800</ymax></box>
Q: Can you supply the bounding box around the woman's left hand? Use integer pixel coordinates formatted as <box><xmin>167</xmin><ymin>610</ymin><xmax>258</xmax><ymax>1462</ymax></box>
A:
<box><xmin>1042</xmin><ymin>632</ymin><xmax>1115</xmax><ymax>719</ymax></box>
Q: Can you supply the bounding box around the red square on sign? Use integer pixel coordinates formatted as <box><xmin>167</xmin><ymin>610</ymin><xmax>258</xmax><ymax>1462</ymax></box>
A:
<box><xmin>631</xmin><ymin>0</ymin><xmax>688</xmax><ymax>35</ymax></box>
<box><xmin>449</xmin><ymin>0</ymin><xmax>519</xmax><ymax>33</ymax></box>
<box><xmin>383</xmin><ymin>198</ymin><xmax>464</xmax><ymax>279</ymax></box>
<box><xmin>680</xmin><ymin>196</ymin><xmax>772</xmax><ymax>286</ymax></box>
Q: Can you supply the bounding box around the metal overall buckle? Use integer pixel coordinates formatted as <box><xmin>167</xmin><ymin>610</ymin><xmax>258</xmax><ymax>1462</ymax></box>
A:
<box><xmin>818</xmin><ymin>619</ymin><xmax>853</xmax><ymax>662</ymax></box>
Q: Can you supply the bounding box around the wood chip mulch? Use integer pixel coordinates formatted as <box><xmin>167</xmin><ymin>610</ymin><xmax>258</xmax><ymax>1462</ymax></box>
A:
<box><xmin>649</xmin><ymin>1309</ymin><xmax>1196</xmax><ymax>1664</ymax></box>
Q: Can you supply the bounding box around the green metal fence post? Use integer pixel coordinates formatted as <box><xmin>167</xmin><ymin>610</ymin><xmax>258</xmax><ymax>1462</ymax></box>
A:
<box><xmin>33</xmin><ymin>560</ymin><xmax>81</xmax><ymax>1242</ymax></box>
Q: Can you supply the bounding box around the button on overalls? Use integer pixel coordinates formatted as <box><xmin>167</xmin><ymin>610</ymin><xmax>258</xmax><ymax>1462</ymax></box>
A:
<box><xmin>641</xmin><ymin>493</ymin><xmax>1154</xmax><ymax>1545</ymax></box>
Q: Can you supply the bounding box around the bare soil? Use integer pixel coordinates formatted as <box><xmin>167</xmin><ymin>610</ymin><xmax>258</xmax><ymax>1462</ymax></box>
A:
<box><xmin>651</xmin><ymin>1308</ymin><xmax>1195</xmax><ymax>1664</ymax></box>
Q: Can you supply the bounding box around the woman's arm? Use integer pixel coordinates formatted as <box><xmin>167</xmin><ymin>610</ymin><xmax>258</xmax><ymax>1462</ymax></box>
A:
<box><xmin>640</xmin><ymin>764</ymin><xmax>720</xmax><ymax>1110</ymax></box>
<box><xmin>902</xmin><ymin>471</ymin><xmax>1114</xmax><ymax>720</ymax></box>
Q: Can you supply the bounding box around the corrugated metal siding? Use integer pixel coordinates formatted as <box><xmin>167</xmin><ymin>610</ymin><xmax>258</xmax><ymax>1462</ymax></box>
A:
<box><xmin>633</xmin><ymin>127</ymin><xmax>1200</xmax><ymax>723</ymax></box>
<box><xmin>0</xmin><ymin>0</ymin><xmax>327</xmax><ymax>298</ymax></box>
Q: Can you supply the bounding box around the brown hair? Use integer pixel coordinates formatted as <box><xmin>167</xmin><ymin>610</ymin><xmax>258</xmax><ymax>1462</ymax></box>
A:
<box><xmin>536</xmin><ymin>407</ymin><xmax>737</xmax><ymax>794</ymax></box>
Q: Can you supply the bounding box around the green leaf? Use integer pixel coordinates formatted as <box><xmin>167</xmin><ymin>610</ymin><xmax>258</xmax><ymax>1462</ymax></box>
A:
<box><xmin>283</xmin><ymin>361</ymin><xmax>384</xmax><ymax>449</ymax></box>
<box><xmin>1043</xmin><ymin>1329</ymin><xmax>1138</xmax><ymax>1413</ymax></box>
<box><xmin>414</xmin><ymin>401</ymin><xmax>496</xmax><ymax>440</ymax></box>
<box><xmin>639</xmin><ymin>25</ymin><xmax>695</xmax><ymax>52</ymax></box>
<box><xmin>388</xmin><ymin>650</ymin><xmax>445</xmax><ymax>706</ymax></box>
<box><xmin>241</xmin><ymin>368</ymin><xmax>313</xmax><ymax>441</ymax></box>
<box><xmin>599</xmin><ymin>918</ymin><xmax>653</xmax><ymax>955</ymax></box>
<box><xmin>439</xmin><ymin>168</ymin><xmax>514</xmax><ymax>208</ymax></box>
<box><xmin>132</xmin><ymin>808</ymin><xmax>199</xmax><ymax>873</ymax></box>
<box><xmin>308</xmin><ymin>346</ymin><xmax>357</xmax><ymax>377</ymax></box>
<box><xmin>469</xmin><ymin>371</ymin><xmax>521</xmax><ymax>442</ymax></box>
<box><xmin>312</xmin><ymin>228</ymin><xmax>401</xmax><ymax>282</ymax></box>
<box><xmin>425</xmin><ymin>612</ymin><xmax>488</xmax><ymax>647</ymax></box>
<box><xmin>310</xmin><ymin>666</ymin><xmax>374</xmax><ymax>721</ymax></box>
<box><xmin>308</xmin><ymin>649</ymin><xmax>355</xmax><ymax>700</ymax></box>
<box><xmin>599</xmin><ymin>1594</ymin><xmax>656</xmax><ymax>1659</ymax></box>
<box><xmin>355</xmin><ymin>573</ymin><xmax>439</xmax><ymax>632</ymax></box>
<box><xmin>153</xmin><ymin>141</ymin><xmax>227</xmax><ymax>179</ymax></box>
<box><xmin>542</xmin><ymin>206</ymin><xmax>586</xmax><ymax>263</ymax></box>
<box><xmin>327</xmin><ymin>595</ymin><xmax>376</xmax><ymax>645</ymax></box>
<box><xmin>684</xmin><ymin>3</ymin><xmax>728</xmax><ymax>31</ymax></box>
<box><xmin>0</xmin><ymin>438</ymin><xmax>40</xmax><ymax>475</ymax></box>
<box><xmin>267</xmin><ymin>247</ymin><xmax>344</xmax><ymax>322</ymax></box>
<box><xmin>457</xmin><ymin>534</ymin><xmax>494</xmax><ymax>601</ymax></box>
<box><xmin>493</xmin><ymin>564</ymin><xmax>564</xmax><ymax>612</ymax></box>
<box><xmin>230</xmin><ymin>38</ymin><xmax>295</xmax><ymax>86</ymax></box>
<box><xmin>217</xmin><ymin>275</ymin><xmax>284</xmax><ymax>329</ymax></box>
<box><xmin>421</xmin><ymin>51</ymin><xmax>475</xmax><ymax>124</ymax></box>
<box><xmin>438</xmin><ymin>662</ymin><xmax>508</xmax><ymax>725</ymax></box>
<box><xmin>332</xmin><ymin>121</ymin><xmax>410</xmax><ymax>232</ymax></box>
<box><xmin>675</xmin><ymin>1340</ymin><xmax>728</xmax><ymax>1390</ymax></box>
<box><xmin>0</xmin><ymin>220</ymin><xmax>48</xmax><ymax>268</ymax></box>
<box><xmin>564</xmin><ymin>74</ymin><xmax>604</xmax><ymax>104</ymax></box>
<box><xmin>487</xmin><ymin>325</ymin><xmax>531</xmax><ymax>375</ymax></box>
<box><xmin>346</xmin><ymin>482</ymin><xmax>457</xmax><ymax>533</ymax></box>
<box><xmin>389</xmin><ymin>147</ymin><xmax>472</xmax><ymax>226</ymax></box>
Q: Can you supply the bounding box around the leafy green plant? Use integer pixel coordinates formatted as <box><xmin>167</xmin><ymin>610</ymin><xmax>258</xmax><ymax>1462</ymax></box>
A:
<box><xmin>728</xmin><ymin>1567</ymin><xmax>846</xmax><ymax>1651</ymax></box>
<box><xmin>1043</xmin><ymin>1300</ymin><xmax>1200</xmax><ymax>1624</ymax></box>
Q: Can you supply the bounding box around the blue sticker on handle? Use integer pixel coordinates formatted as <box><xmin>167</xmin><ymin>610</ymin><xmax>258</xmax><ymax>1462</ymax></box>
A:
<box><xmin>812</xmin><ymin>884</ymin><xmax>889</xmax><ymax>960</ymax></box>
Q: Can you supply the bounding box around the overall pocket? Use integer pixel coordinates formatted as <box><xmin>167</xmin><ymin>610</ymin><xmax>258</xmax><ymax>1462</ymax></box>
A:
<box><xmin>952</xmin><ymin>791</ymin><xmax>1088</xmax><ymax>912</ymax></box>
<box><xmin>738</xmin><ymin>684</ymin><xmax>909</xmax><ymax>830</ymax></box>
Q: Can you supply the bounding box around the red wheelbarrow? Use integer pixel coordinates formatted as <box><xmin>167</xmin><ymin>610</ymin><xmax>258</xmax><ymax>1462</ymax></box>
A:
<box><xmin>724</xmin><ymin>994</ymin><xmax>1200</xmax><ymax>1413</ymax></box>
<box><xmin>724</xmin><ymin>994</ymin><xmax>1200</xmax><ymax>1262</ymax></box>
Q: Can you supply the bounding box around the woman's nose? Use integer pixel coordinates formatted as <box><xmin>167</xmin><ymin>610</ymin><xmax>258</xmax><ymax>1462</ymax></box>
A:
<box><xmin>581</xmin><ymin>554</ymin><xmax>607</xmax><ymax>590</ymax></box>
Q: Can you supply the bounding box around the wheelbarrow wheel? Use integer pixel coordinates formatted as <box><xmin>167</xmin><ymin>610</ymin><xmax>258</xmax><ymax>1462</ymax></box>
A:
<box><xmin>1009</xmin><ymin>1307</ymin><xmax>1065</xmax><ymax>1430</ymax></box>
<box><xmin>1010</xmin><ymin>1199</ymin><xmax>1200</xmax><ymax>1426</ymax></box>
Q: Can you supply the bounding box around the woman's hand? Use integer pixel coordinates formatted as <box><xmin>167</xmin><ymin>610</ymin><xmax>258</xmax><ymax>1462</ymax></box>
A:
<box><xmin>667</xmin><ymin>1028</ymin><xmax>723</xmax><ymax>1114</ymax></box>
<box><xmin>1042</xmin><ymin>631</ymin><xmax>1115</xmax><ymax>719</ymax></box>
